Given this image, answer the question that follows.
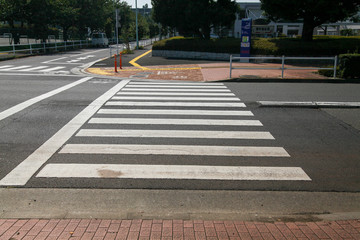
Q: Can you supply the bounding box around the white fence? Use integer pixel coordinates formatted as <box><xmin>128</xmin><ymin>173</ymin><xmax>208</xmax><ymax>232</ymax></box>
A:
<box><xmin>0</xmin><ymin>40</ymin><xmax>91</xmax><ymax>57</ymax></box>
<box><xmin>230</xmin><ymin>56</ymin><xmax>338</xmax><ymax>79</ymax></box>
<box><xmin>109</xmin><ymin>37</ymin><xmax>160</xmax><ymax>56</ymax></box>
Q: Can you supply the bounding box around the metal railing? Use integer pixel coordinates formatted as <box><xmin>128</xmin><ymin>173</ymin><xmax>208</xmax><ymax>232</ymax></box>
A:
<box><xmin>0</xmin><ymin>40</ymin><xmax>91</xmax><ymax>57</ymax></box>
<box><xmin>230</xmin><ymin>55</ymin><xmax>338</xmax><ymax>79</ymax></box>
<box><xmin>109</xmin><ymin>37</ymin><xmax>160</xmax><ymax>56</ymax></box>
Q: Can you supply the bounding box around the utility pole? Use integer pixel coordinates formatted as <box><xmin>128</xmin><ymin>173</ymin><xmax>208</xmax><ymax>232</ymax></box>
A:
<box><xmin>135</xmin><ymin>0</ymin><xmax>139</xmax><ymax>49</ymax></box>
<box><xmin>116</xmin><ymin>8</ymin><xmax>120</xmax><ymax>55</ymax></box>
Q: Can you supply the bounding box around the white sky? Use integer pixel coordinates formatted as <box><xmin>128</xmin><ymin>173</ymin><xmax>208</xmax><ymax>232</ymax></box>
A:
<box><xmin>123</xmin><ymin>0</ymin><xmax>152</xmax><ymax>8</ymax></box>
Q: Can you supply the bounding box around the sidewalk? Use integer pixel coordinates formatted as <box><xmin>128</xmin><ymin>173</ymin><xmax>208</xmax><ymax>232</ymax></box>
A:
<box><xmin>85</xmin><ymin>47</ymin><xmax>332</xmax><ymax>82</ymax></box>
<box><xmin>1</xmin><ymin>219</ymin><xmax>360</xmax><ymax>240</ymax></box>
<box><xmin>86</xmin><ymin>62</ymin><xmax>329</xmax><ymax>82</ymax></box>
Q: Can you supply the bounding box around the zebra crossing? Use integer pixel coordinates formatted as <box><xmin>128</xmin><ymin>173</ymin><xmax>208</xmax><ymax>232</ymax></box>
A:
<box><xmin>35</xmin><ymin>80</ymin><xmax>311</xmax><ymax>183</ymax></box>
<box><xmin>0</xmin><ymin>65</ymin><xmax>67</xmax><ymax>73</ymax></box>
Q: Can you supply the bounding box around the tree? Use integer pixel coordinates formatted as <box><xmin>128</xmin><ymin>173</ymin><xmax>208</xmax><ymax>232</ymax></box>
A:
<box><xmin>51</xmin><ymin>0</ymin><xmax>79</xmax><ymax>41</ymax></box>
<box><xmin>152</xmin><ymin>0</ymin><xmax>237</xmax><ymax>39</ymax></box>
<box><xmin>27</xmin><ymin>0</ymin><xmax>54</xmax><ymax>42</ymax></box>
<box><xmin>260</xmin><ymin>0</ymin><xmax>360</xmax><ymax>41</ymax></box>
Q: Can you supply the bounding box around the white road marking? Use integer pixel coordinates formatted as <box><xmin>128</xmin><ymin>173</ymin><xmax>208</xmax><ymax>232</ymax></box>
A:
<box><xmin>36</xmin><ymin>164</ymin><xmax>311</xmax><ymax>181</ymax></box>
<box><xmin>42</xmin><ymin>57</ymin><xmax>67</xmax><ymax>64</ymax></box>
<box><xmin>117</xmin><ymin>92</ymin><xmax>235</xmax><ymax>96</ymax></box>
<box><xmin>106</xmin><ymin>101</ymin><xmax>246</xmax><ymax>107</ymax></box>
<box><xmin>0</xmin><ymin>77</ymin><xmax>93</xmax><ymax>122</ymax></box>
<box><xmin>125</xmin><ymin>85</ymin><xmax>227</xmax><ymax>89</ymax></box>
<box><xmin>98</xmin><ymin>109</ymin><xmax>253</xmax><ymax>116</ymax></box>
<box><xmin>76</xmin><ymin>129</ymin><xmax>275</xmax><ymax>139</ymax></box>
<box><xmin>0</xmin><ymin>66</ymin><xmax>31</xmax><ymax>71</ymax></box>
<box><xmin>0</xmin><ymin>79</ymin><xmax>130</xmax><ymax>186</ymax></box>
<box><xmin>112</xmin><ymin>96</ymin><xmax>241</xmax><ymax>101</ymax></box>
<box><xmin>89</xmin><ymin>118</ymin><xmax>263</xmax><ymax>126</ymax></box>
<box><xmin>18</xmin><ymin>66</ymin><xmax>49</xmax><ymax>71</ymax></box>
<box><xmin>0</xmin><ymin>65</ymin><xmax>13</xmax><ymax>69</ymax></box>
<box><xmin>39</xmin><ymin>66</ymin><xmax>66</xmax><ymax>72</ymax></box>
<box><xmin>60</xmin><ymin>144</ymin><xmax>290</xmax><ymax>157</ymax></box>
<box><xmin>122</xmin><ymin>88</ymin><xmax>231</xmax><ymax>92</ymax></box>
<box><xmin>128</xmin><ymin>82</ymin><xmax>224</xmax><ymax>86</ymax></box>
<box><xmin>70</xmin><ymin>48</ymin><xmax>108</xmax><ymax>57</ymax></box>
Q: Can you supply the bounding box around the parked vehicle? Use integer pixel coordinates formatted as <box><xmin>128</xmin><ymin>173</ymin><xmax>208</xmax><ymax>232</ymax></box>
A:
<box><xmin>91</xmin><ymin>33</ymin><xmax>109</xmax><ymax>47</ymax></box>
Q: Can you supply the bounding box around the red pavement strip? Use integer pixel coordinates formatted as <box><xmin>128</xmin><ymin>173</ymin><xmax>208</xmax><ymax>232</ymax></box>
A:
<box><xmin>0</xmin><ymin>219</ymin><xmax>359</xmax><ymax>240</ymax></box>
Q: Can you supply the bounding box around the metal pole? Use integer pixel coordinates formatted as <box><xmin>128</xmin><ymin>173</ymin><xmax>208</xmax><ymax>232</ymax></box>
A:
<box><xmin>135</xmin><ymin>0</ymin><xmax>139</xmax><ymax>49</ymax></box>
<box><xmin>116</xmin><ymin>8</ymin><xmax>119</xmax><ymax>55</ymax></box>
<box><xmin>30</xmin><ymin>43</ymin><xmax>32</xmax><ymax>54</ymax></box>
<box><xmin>12</xmin><ymin>43</ymin><xmax>16</xmax><ymax>57</ymax></box>
<box><xmin>281</xmin><ymin>55</ymin><xmax>285</xmax><ymax>79</ymax></box>
<box><xmin>230</xmin><ymin>55</ymin><xmax>233</xmax><ymax>79</ymax></box>
<box><xmin>333</xmin><ymin>55</ymin><xmax>338</xmax><ymax>79</ymax></box>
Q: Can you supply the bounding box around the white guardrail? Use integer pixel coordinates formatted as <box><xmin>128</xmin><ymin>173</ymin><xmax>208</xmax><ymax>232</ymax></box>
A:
<box><xmin>109</xmin><ymin>37</ymin><xmax>159</xmax><ymax>56</ymax></box>
<box><xmin>230</xmin><ymin>55</ymin><xmax>338</xmax><ymax>79</ymax></box>
<box><xmin>0</xmin><ymin>40</ymin><xmax>91</xmax><ymax>56</ymax></box>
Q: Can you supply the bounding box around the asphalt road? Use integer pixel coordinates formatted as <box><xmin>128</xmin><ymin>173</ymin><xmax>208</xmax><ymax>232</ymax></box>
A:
<box><xmin>1</xmin><ymin>47</ymin><xmax>360</xmax><ymax>220</ymax></box>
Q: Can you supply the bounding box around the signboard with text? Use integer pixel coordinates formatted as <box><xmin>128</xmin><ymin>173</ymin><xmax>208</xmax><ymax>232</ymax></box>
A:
<box><xmin>240</xmin><ymin>18</ymin><xmax>252</xmax><ymax>57</ymax></box>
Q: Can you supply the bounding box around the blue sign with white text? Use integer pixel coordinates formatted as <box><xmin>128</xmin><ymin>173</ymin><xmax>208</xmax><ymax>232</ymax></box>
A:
<box><xmin>240</xmin><ymin>18</ymin><xmax>252</xmax><ymax>57</ymax></box>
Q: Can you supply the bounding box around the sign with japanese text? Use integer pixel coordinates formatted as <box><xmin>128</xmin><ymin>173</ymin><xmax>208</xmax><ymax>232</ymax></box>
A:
<box><xmin>240</xmin><ymin>18</ymin><xmax>252</xmax><ymax>57</ymax></box>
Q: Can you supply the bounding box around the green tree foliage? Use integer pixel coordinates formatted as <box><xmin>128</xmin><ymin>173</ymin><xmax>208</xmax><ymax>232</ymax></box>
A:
<box><xmin>0</xmin><ymin>0</ymin><xmax>157</xmax><ymax>43</ymax></box>
<box><xmin>152</xmin><ymin>0</ymin><xmax>237</xmax><ymax>39</ymax></box>
<box><xmin>260</xmin><ymin>0</ymin><xmax>360</xmax><ymax>41</ymax></box>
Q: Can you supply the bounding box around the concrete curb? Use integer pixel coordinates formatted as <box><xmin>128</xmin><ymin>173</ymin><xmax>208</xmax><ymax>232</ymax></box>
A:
<box><xmin>220</xmin><ymin>78</ymin><xmax>360</xmax><ymax>84</ymax></box>
<box><xmin>257</xmin><ymin>101</ymin><xmax>360</xmax><ymax>108</ymax></box>
<box><xmin>1</xmin><ymin>189</ymin><xmax>360</xmax><ymax>221</ymax></box>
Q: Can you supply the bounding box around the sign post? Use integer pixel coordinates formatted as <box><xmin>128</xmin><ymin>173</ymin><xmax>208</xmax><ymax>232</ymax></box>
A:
<box><xmin>240</xmin><ymin>18</ymin><xmax>252</xmax><ymax>62</ymax></box>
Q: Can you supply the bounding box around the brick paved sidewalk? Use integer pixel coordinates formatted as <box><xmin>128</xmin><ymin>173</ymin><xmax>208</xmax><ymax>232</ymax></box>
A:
<box><xmin>1</xmin><ymin>219</ymin><xmax>360</xmax><ymax>240</ymax></box>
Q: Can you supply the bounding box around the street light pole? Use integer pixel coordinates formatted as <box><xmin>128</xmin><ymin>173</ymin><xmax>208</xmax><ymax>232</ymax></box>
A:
<box><xmin>135</xmin><ymin>0</ymin><xmax>139</xmax><ymax>49</ymax></box>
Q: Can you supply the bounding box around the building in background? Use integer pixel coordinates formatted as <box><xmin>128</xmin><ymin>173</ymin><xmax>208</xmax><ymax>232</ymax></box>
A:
<box><xmin>233</xmin><ymin>0</ymin><xmax>360</xmax><ymax>38</ymax></box>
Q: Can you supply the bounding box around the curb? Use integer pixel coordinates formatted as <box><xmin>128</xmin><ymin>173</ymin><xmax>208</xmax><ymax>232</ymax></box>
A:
<box><xmin>219</xmin><ymin>78</ymin><xmax>360</xmax><ymax>84</ymax></box>
<box><xmin>257</xmin><ymin>101</ymin><xmax>360</xmax><ymax>108</ymax></box>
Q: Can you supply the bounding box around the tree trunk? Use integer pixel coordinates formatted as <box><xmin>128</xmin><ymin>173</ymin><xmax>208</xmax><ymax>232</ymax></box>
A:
<box><xmin>302</xmin><ymin>17</ymin><xmax>315</xmax><ymax>41</ymax></box>
<box><xmin>63</xmin><ymin>27</ymin><xmax>68</xmax><ymax>42</ymax></box>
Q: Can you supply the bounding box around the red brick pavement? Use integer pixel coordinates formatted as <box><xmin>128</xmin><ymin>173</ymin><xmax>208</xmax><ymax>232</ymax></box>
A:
<box><xmin>0</xmin><ymin>219</ymin><xmax>359</xmax><ymax>240</ymax></box>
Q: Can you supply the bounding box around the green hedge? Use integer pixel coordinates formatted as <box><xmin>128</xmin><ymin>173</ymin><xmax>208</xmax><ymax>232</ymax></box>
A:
<box><xmin>339</xmin><ymin>54</ymin><xmax>360</xmax><ymax>79</ymax></box>
<box><xmin>153</xmin><ymin>36</ymin><xmax>360</xmax><ymax>57</ymax></box>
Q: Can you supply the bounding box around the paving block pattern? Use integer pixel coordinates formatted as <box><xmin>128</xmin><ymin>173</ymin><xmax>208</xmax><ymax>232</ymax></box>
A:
<box><xmin>1</xmin><ymin>219</ymin><xmax>360</xmax><ymax>240</ymax></box>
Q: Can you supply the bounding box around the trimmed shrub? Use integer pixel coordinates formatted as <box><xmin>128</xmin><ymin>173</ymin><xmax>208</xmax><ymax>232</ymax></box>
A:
<box><xmin>153</xmin><ymin>36</ymin><xmax>360</xmax><ymax>57</ymax></box>
<box><xmin>339</xmin><ymin>54</ymin><xmax>360</xmax><ymax>79</ymax></box>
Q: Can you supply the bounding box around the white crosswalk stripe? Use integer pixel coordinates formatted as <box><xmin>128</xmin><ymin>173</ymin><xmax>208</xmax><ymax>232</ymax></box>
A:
<box><xmin>89</xmin><ymin>118</ymin><xmax>263</xmax><ymax>126</ymax></box>
<box><xmin>1</xmin><ymin>79</ymin><xmax>311</xmax><ymax>185</ymax></box>
<box><xmin>97</xmin><ymin>109</ymin><xmax>254</xmax><ymax>116</ymax></box>
<box><xmin>112</xmin><ymin>96</ymin><xmax>242</xmax><ymax>101</ymax></box>
<box><xmin>117</xmin><ymin>92</ymin><xmax>236</xmax><ymax>96</ymax></box>
<box><xmin>76</xmin><ymin>129</ymin><xmax>275</xmax><ymax>139</ymax></box>
<box><xmin>106</xmin><ymin>101</ymin><xmax>246</xmax><ymax>107</ymax></box>
<box><xmin>37</xmin><ymin>164</ymin><xmax>311</xmax><ymax>181</ymax></box>
<box><xmin>0</xmin><ymin>65</ymin><xmax>66</xmax><ymax>73</ymax></box>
